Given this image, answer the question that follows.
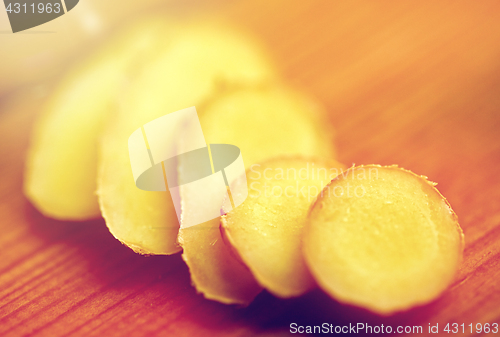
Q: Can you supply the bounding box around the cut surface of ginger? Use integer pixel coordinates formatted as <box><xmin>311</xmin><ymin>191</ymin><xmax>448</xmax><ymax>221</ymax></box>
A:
<box><xmin>303</xmin><ymin>165</ymin><xmax>464</xmax><ymax>315</ymax></box>
<box><xmin>200</xmin><ymin>87</ymin><xmax>335</xmax><ymax>167</ymax></box>
<box><xmin>178</xmin><ymin>219</ymin><xmax>262</xmax><ymax>305</ymax></box>
<box><xmin>23</xmin><ymin>18</ymin><xmax>176</xmax><ymax>220</ymax></box>
<box><xmin>24</xmin><ymin>17</ymin><xmax>275</xmax><ymax>222</ymax></box>
<box><xmin>98</xmin><ymin>20</ymin><xmax>276</xmax><ymax>254</ymax></box>
<box><xmin>179</xmin><ymin>87</ymin><xmax>337</xmax><ymax>303</ymax></box>
<box><xmin>221</xmin><ymin>157</ymin><xmax>344</xmax><ymax>298</ymax></box>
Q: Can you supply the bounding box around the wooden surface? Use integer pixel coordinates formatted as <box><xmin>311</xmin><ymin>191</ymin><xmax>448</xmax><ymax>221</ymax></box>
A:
<box><xmin>1</xmin><ymin>1</ymin><xmax>500</xmax><ymax>336</ymax></box>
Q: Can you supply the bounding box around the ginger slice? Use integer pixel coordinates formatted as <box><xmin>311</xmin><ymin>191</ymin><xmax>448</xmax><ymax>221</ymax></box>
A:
<box><xmin>179</xmin><ymin>88</ymin><xmax>337</xmax><ymax>303</ymax></box>
<box><xmin>303</xmin><ymin>165</ymin><xmax>464</xmax><ymax>315</ymax></box>
<box><xmin>23</xmin><ymin>18</ymin><xmax>175</xmax><ymax>220</ymax></box>
<box><xmin>220</xmin><ymin>157</ymin><xmax>345</xmax><ymax>298</ymax></box>
<box><xmin>199</xmin><ymin>87</ymin><xmax>335</xmax><ymax>166</ymax></box>
<box><xmin>178</xmin><ymin>219</ymin><xmax>262</xmax><ymax>305</ymax></box>
<box><xmin>24</xmin><ymin>16</ymin><xmax>275</xmax><ymax>222</ymax></box>
<box><xmin>97</xmin><ymin>116</ymin><xmax>182</xmax><ymax>255</ymax></box>
<box><xmin>97</xmin><ymin>22</ymin><xmax>276</xmax><ymax>255</ymax></box>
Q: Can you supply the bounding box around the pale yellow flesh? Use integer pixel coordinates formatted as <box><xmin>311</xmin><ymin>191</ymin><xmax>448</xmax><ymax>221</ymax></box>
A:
<box><xmin>178</xmin><ymin>219</ymin><xmax>262</xmax><ymax>305</ymax></box>
<box><xmin>23</xmin><ymin>19</ymin><xmax>175</xmax><ymax>220</ymax></box>
<box><xmin>23</xmin><ymin>15</ymin><xmax>341</xmax><ymax>306</ymax></box>
<box><xmin>97</xmin><ymin>117</ymin><xmax>181</xmax><ymax>255</ymax></box>
<box><xmin>179</xmin><ymin>88</ymin><xmax>336</xmax><ymax>303</ymax></box>
<box><xmin>24</xmin><ymin>17</ymin><xmax>275</xmax><ymax>222</ymax></box>
<box><xmin>304</xmin><ymin>165</ymin><xmax>464</xmax><ymax>315</ymax></box>
<box><xmin>221</xmin><ymin>158</ymin><xmax>344</xmax><ymax>298</ymax></box>
<box><xmin>200</xmin><ymin>88</ymin><xmax>335</xmax><ymax>167</ymax></box>
<box><xmin>97</xmin><ymin>21</ymin><xmax>276</xmax><ymax>256</ymax></box>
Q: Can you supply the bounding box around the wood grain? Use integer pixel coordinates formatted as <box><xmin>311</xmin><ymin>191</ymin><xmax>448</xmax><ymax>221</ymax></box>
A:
<box><xmin>1</xmin><ymin>1</ymin><xmax>500</xmax><ymax>336</ymax></box>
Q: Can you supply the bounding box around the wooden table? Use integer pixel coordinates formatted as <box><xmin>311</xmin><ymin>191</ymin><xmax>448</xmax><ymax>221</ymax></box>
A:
<box><xmin>1</xmin><ymin>1</ymin><xmax>500</xmax><ymax>336</ymax></box>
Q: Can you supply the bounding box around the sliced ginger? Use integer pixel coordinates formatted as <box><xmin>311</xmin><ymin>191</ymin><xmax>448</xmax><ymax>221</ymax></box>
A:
<box><xmin>24</xmin><ymin>18</ymin><xmax>176</xmax><ymax>220</ymax></box>
<box><xmin>220</xmin><ymin>157</ymin><xmax>344</xmax><ymax>298</ymax></box>
<box><xmin>178</xmin><ymin>219</ymin><xmax>262</xmax><ymax>305</ymax></box>
<box><xmin>97</xmin><ymin>116</ymin><xmax>182</xmax><ymax>255</ymax></box>
<box><xmin>200</xmin><ymin>87</ymin><xmax>335</xmax><ymax>166</ymax></box>
<box><xmin>24</xmin><ymin>17</ymin><xmax>275</xmax><ymax>222</ymax></box>
<box><xmin>97</xmin><ymin>21</ymin><xmax>277</xmax><ymax>255</ymax></box>
<box><xmin>179</xmin><ymin>89</ymin><xmax>337</xmax><ymax>303</ymax></box>
<box><xmin>22</xmin><ymin>15</ymin><xmax>359</xmax><ymax>307</ymax></box>
<box><xmin>303</xmin><ymin>165</ymin><xmax>464</xmax><ymax>315</ymax></box>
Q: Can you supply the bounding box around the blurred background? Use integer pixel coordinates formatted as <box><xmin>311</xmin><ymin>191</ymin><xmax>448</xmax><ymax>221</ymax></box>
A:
<box><xmin>1</xmin><ymin>1</ymin><xmax>499</xmax><ymax>336</ymax></box>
